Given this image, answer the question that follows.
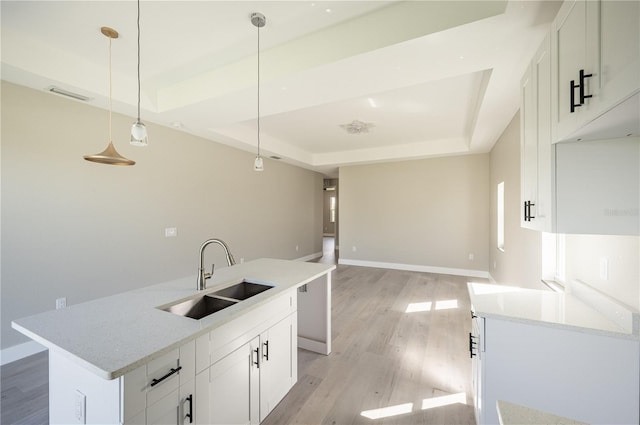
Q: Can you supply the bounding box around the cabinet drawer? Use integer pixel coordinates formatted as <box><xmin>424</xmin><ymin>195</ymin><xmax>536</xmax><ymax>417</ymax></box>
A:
<box><xmin>146</xmin><ymin>349</ymin><xmax>180</xmax><ymax>406</ymax></box>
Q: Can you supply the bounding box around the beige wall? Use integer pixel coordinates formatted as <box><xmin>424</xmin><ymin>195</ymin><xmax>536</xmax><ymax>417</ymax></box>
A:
<box><xmin>488</xmin><ymin>112</ymin><xmax>544</xmax><ymax>289</ymax></box>
<box><xmin>0</xmin><ymin>81</ymin><xmax>323</xmax><ymax>350</ymax></box>
<box><xmin>339</xmin><ymin>154</ymin><xmax>490</xmax><ymax>274</ymax></box>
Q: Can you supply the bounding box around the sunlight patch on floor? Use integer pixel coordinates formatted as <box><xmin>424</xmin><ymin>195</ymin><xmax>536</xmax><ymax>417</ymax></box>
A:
<box><xmin>405</xmin><ymin>299</ymin><xmax>458</xmax><ymax>313</ymax></box>
<box><xmin>360</xmin><ymin>393</ymin><xmax>467</xmax><ymax>420</ymax></box>
<box><xmin>360</xmin><ymin>403</ymin><xmax>413</xmax><ymax>420</ymax></box>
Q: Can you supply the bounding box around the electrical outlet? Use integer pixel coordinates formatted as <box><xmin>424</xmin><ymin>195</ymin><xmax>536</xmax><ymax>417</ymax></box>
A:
<box><xmin>468</xmin><ymin>253</ymin><xmax>474</xmax><ymax>261</ymax></box>
<box><xmin>296</xmin><ymin>245</ymin><xmax>299</xmax><ymax>252</ymax></box>
<box><xmin>75</xmin><ymin>390</ymin><xmax>86</xmax><ymax>424</ymax></box>
<box><xmin>56</xmin><ymin>297</ymin><xmax>67</xmax><ymax>309</ymax></box>
<box><xmin>352</xmin><ymin>246</ymin><xmax>357</xmax><ymax>252</ymax></box>
<box><xmin>164</xmin><ymin>227</ymin><xmax>177</xmax><ymax>237</ymax></box>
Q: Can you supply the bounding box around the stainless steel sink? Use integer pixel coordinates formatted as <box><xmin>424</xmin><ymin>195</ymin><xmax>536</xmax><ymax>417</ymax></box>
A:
<box><xmin>159</xmin><ymin>280</ymin><xmax>274</xmax><ymax>320</ymax></box>
<box><xmin>212</xmin><ymin>280</ymin><xmax>273</xmax><ymax>300</ymax></box>
<box><xmin>161</xmin><ymin>295</ymin><xmax>237</xmax><ymax>320</ymax></box>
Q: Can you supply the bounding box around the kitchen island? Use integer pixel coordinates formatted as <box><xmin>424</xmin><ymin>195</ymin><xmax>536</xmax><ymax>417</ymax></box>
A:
<box><xmin>13</xmin><ymin>258</ymin><xmax>335</xmax><ymax>424</ymax></box>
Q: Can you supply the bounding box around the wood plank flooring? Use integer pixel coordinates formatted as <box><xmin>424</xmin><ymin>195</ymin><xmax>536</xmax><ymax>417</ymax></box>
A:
<box><xmin>262</xmin><ymin>265</ymin><xmax>479</xmax><ymax>425</ymax></box>
<box><xmin>1</xmin><ymin>262</ymin><xmax>481</xmax><ymax>425</ymax></box>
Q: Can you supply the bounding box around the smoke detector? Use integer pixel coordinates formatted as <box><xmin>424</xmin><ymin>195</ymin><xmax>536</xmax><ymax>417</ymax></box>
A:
<box><xmin>340</xmin><ymin>120</ymin><xmax>374</xmax><ymax>134</ymax></box>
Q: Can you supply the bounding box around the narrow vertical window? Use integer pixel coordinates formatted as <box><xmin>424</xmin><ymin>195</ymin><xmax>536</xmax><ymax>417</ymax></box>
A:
<box><xmin>330</xmin><ymin>196</ymin><xmax>336</xmax><ymax>223</ymax></box>
<box><xmin>497</xmin><ymin>182</ymin><xmax>505</xmax><ymax>251</ymax></box>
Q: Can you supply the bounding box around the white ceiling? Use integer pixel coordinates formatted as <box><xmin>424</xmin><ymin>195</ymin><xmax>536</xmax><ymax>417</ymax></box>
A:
<box><xmin>1</xmin><ymin>0</ymin><xmax>562</xmax><ymax>176</ymax></box>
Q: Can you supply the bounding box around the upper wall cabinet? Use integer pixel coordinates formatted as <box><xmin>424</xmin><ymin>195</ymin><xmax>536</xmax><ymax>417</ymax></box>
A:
<box><xmin>551</xmin><ymin>0</ymin><xmax>640</xmax><ymax>143</ymax></box>
<box><xmin>521</xmin><ymin>35</ymin><xmax>554</xmax><ymax>232</ymax></box>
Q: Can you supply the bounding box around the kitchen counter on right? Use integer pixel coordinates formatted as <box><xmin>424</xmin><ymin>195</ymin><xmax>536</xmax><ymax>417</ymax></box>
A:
<box><xmin>468</xmin><ymin>280</ymin><xmax>639</xmax><ymax>425</ymax></box>
<box><xmin>467</xmin><ymin>280</ymin><xmax>639</xmax><ymax>339</ymax></box>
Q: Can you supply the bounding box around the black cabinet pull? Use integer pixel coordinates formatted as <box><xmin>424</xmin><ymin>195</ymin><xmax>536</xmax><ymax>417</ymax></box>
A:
<box><xmin>150</xmin><ymin>365</ymin><xmax>182</xmax><ymax>387</ymax></box>
<box><xmin>470</xmin><ymin>311</ymin><xmax>477</xmax><ymax>319</ymax></box>
<box><xmin>469</xmin><ymin>333</ymin><xmax>477</xmax><ymax>358</ymax></box>
<box><xmin>253</xmin><ymin>347</ymin><xmax>260</xmax><ymax>368</ymax></box>
<box><xmin>184</xmin><ymin>394</ymin><xmax>193</xmax><ymax>424</ymax></box>
<box><xmin>579</xmin><ymin>69</ymin><xmax>593</xmax><ymax>104</ymax></box>
<box><xmin>570</xmin><ymin>79</ymin><xmax>581</xmax><ymax>112</ymax></box>
<box><xmin>263</xmin><ymin>340</ymin><xmax>269</xmax><ymax>361</ymax></box>
<box><xmin>570</xmin><ymin>69</ymin><xmax>593</xmax><ymax>113</ymax></box>
<box><xmin>524</xmin><ymin>201</ymin><xmax>535</xmax><ymax>221</ymax></box>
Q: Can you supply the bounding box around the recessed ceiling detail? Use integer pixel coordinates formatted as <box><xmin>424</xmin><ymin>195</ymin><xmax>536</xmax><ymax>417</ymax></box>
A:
<box><xmin>340</xmin><ymin>120</ymin><xmax>375</xmax><ymax>135</ymax></box>
<box><xmin>0</xmin><ymin>1</ymin><xmax>562</xmax><ymax>176</ymax></box>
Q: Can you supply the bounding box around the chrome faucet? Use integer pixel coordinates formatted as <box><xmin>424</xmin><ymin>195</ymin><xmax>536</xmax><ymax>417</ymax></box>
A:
<box><xmin>197</xmin><ymin>238</ymin><xmax>236</xmax><ymax>291</ymax></box>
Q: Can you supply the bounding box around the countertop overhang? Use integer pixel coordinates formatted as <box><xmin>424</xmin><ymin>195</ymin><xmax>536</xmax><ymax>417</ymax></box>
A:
<box><xmin>12</xmin><ymin>258</ymin><xmax>335</xmax><ymax>380</ymax></box>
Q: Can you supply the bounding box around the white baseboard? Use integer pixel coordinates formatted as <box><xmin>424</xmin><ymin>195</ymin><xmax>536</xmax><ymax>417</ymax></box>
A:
<box><xmin>295</xmin><ymin>251</ymin><xmax>323</xmax><ymax>262</ymax></box>
<box><xmin>338</xmin><ymin>258</ymin><xmax>489</xmax><ymax>279</ymax></box>
<box><xmin>298</xmin><ymin>336</ymin><xmax>330</xmax><ymax>355</ymax></box>
<box><xmin>1</xmin><ymin>340</ymin><xmax>47</xmax><ymax>365</ymax></box>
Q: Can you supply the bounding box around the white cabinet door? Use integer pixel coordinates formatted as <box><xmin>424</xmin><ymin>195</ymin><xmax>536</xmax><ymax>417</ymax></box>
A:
<box><xmin>552</xmin><ymin>0</ymin><xmax>640</xmax><ymax>142</ymax></box>
<box><xmin>520</xmin><ymin>61</ymin><xmax>538</xmax><ymax>229</ymax></box>
<box><xmin>551</xmin><ymin>0</ymin><xmax>589</xmax><ymax>141</ymax></box>
<box><xmin>206</xmin><ymin>337</ymin><xmax>260</xmax><ymax>425</ymax></box>
<box><xmin>520</xmin><ymin>35</ymin><xmax>553</xmax><ymax>232</ymax></box>
<box><xmin>588</xmin><ymin>0</ymin><xmax>640</xmax><ymax>119</ymax></box>
<box><xmin>259</xmin><ymin>314</ymin><xmax>297</xmax><ymax>422</ymax></box>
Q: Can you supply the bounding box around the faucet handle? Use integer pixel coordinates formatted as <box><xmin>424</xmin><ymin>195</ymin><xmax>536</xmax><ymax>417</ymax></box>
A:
<box><xmin>205</xmin><ymin>263</ymin><xmax>215</xmax><ymax>279</ymax></box>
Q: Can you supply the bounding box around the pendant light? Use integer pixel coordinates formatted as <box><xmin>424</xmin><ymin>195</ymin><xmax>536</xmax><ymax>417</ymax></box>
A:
<box><xmin>252</xmin><ymin>12</ymin><xmax>266</xmax><ymax>172</ymax></box>
<box><xmin>84</xmin><ymin>27</ymin><xmax>135</xmax><ymax>166</ymax></box>
<box><xmin>130</xmin><ymin>0</ymin><xmax>148</xmax><ymax>146</ymax></box>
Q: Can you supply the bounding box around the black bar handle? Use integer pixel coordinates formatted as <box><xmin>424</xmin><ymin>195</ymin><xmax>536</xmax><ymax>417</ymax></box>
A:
<box><xmin>470</xmin><ymin>311</ymin><xmax>477</xmax><ymax>319</ymax></box>
<box><xmin>570</xmin><ymin>79</ymin><xmax>581</xmax><ymax>112</ymax></box>
<box><xmin>253</xmin><ymin>347</ymin><xmax>260</xmax><ymax>368</ymax></box>
<box><xmin>263</xmin><ymin>340</ymin><xmax>269</xmax><ymax>361</ymax></box>
<box><xmin>469</xmin><ymin>333</ymin><xmax>477</xmax><ymax>358</ymax></box>
<box><xmin>185</xmin><ymin>394</ymin><xmax>193</xmax><ymax>424</ymax></box>
<box><xmin>528</xmin><ymin>202</ymin><xmax>535</xmax><ymax>220</ymax></box>
<box><xmin>524</xmin><ymin>201</ymin><xmax>528</xmax><ymax>221</ymax></box>
<box><xmin>150</xmin><ymin>366</ymin><xmax>182</xmax><ymax>387</ymax></box>
<box><xmin>579</xmin><ymin>69</ymin><xmax>593</xmax><ymax>103</ymax></box>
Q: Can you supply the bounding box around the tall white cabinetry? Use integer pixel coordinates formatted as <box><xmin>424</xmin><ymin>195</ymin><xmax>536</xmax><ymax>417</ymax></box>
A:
<box><xmin>521</xmin><ymin>0</ymin><xmax>640</xmax><ymax>234</ymax></box>
<box><xmin>472</xmin><ymin>314</ymin><xmax>639</xmax><ymax>425</ymax></box>
<box><xmin>520</xmin><ymin>35</ymin><xmax>553</xmax><ymax>231</ymax></box>
<box><xmin>551</xmin><ymin>0</ymin><xmax>640</xmax><ymax>142</ymax></box>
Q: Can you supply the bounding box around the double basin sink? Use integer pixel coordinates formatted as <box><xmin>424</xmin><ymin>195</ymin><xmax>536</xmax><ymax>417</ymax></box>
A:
<box><xmin>160</xmin><ymin>280</ymin><xmax>273</xmax><ymax>320</ymax></box>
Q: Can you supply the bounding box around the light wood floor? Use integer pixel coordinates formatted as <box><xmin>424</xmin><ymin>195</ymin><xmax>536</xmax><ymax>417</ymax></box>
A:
<box><xmin>1</xmin><ymin>263</ymin><xmax>480</xmax><ymax>425</ymax></box>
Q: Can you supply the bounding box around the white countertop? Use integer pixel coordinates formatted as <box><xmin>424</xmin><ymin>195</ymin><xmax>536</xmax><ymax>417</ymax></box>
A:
<box><xmin>497</xmin><ymin>400</ymin><xmax>589</xmax><ymax>425</ymax></box>
<box><xmin>467</xmin><ymin>282</ymin><xmax>639</xmax><ymax>339</ymax></box>
<box><xmin>12</xmin><ymin>258</ymin><xmax>335</xmax><ymax>380</ymax></box>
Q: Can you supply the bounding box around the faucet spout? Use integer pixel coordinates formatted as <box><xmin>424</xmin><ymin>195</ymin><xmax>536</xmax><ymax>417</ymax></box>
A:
<box><xmin>197</xmin><ymin>238</ymin><xmax>236</xmax><ymax>291</ymax></box>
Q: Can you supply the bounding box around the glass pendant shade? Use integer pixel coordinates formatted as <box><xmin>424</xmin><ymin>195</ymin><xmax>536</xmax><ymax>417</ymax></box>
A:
<box><xmin>254</xmin><ymin>155</ymin><xmax>264</xmax><ymax>172</ymax></box>
<box><xmin>130</xmin><ymin>120</ymin><xmax>148</xmax><ymax>146</ymax></box>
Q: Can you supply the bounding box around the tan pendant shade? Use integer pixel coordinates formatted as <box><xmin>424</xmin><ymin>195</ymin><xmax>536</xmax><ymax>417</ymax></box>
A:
<box><xmin>84</xmin><ymin>141</ymin><xmax>135</xmax><ymax>166</ymax></box>
<box><xmin>84</xmin><ymin>27</ymin><xmax>135</xmax><ymax>166</ymax></box>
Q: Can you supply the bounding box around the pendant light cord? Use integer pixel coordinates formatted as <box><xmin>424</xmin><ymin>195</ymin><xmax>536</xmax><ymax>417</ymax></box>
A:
<box><xmin>109</xmin><ymin>35</ymin><xmax>113</xmax><ymax>142</ymax></box>
<box><xmin>257</xmin><ymin>22</ymin><xmax>261</xmax><ymax>157</ymax></box>
<box><xmin>136</xmin><ymin>0</ymin><xmax>141</xmax><ymax>121</ymax></box>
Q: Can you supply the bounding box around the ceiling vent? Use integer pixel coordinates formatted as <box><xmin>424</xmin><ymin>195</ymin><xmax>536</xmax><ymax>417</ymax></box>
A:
<box><xmin>46</xmin><ymin>86</ymin><xmax>91</xmax><ymax>102</ymax></box>
<box><xmin>340</xmin><ymin>120</ymin><xmax>374</xmax><ymax>134</ymax></box>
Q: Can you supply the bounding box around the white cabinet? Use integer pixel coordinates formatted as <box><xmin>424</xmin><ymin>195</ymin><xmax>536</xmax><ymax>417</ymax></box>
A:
<box><xmin>196</xmin><ymin>313</ymin><xmax>297</xmax><ymax>425</ymax></box>
<box><xmin>472</xmin><ymin>314</ymin><xmax>639</xmax><ymax>425</ymax></box>
<box><xmin>520</xmin><ymin>34</ymin><xmax>554</xmax><ymax>231</ymax></box>
<box><xmin>551</xmin><ymin>0</ymin><xmax>640</xmax><ymax>142</ymax></box>
<box><xmin>259</xmin><ymin>314</ymin><xmax>297</xmax><ymax>422</ymax></box>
